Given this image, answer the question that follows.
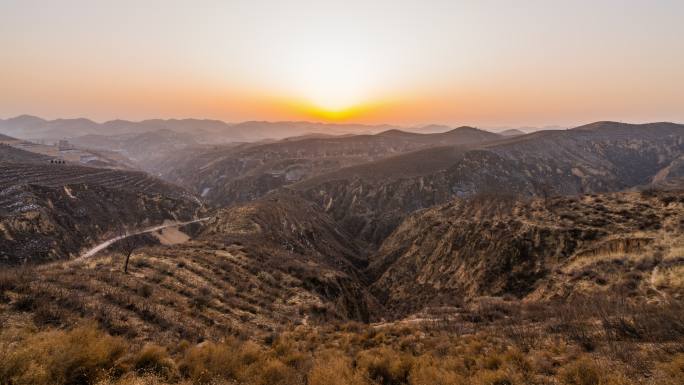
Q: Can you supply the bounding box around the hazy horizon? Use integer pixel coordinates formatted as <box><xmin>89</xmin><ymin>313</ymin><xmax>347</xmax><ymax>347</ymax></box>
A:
<box><xmin>3</xmin><ymin>0</ymin><xmax>684</xmax><ymax>127</ymax></box>
<box><xmin>5</xmin><ymin>113</ymin><xmax>683</xmax><ymax>134</ymax></box>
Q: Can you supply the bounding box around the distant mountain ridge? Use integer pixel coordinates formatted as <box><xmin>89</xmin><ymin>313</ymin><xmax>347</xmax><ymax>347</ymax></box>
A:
<box><xmin>2</xmin><ymin>114</ymin><xmax>538</xmax><ymax>144</ymax></box>
<box><xmin>0</xmin><ymin>115</ymin><xmax>407</xmax><ymax>143</ymax></box>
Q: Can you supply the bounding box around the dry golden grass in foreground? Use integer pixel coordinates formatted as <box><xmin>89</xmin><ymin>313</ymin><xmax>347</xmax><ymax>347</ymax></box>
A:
<box><xmin>1</xmin><ymin>300</ymin><xmax>683</xmax><ymax>385</ymax></box>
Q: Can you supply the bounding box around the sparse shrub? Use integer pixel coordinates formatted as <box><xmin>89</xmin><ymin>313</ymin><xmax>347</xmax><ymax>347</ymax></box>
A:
<box><xmin>558</xmin><ymin>357</ymin><xmax>629</xmax><ymax>385</ymax></box>
<box><xmin>501</xmin><ymin>349</ymin><xmax>531</xmax><ymax>374</ymax></box>
<box><xmin>272</xmin><ymin>335</ymin><xmax>310</xmax><ymax>370</ymax></box>
<box><xmin>190</xmin><ymin>287</ymin><xmax>212</xmax><ymax>309</ymax></box>
<box><xmin>149</xmin><ymin>272</ymin><xmax>165</xmax><ymax>284</ymax></box>
<box><xmin>130</xmin><ymin>344</ymin><xmax>177</xmax><ymax>380</ymax></box>
<box><xmin>432</xmin><ymin>341</ymin><xmax>452</xmax><ymax>357</ymax></box>
<box><xmin>253</xmin><ymin>358</ymin><xmax>299</xmax><ymax>385</ymax></box>
<box><xmin>655</xmin><ymin>354</ymin><xmax>684</xmax><ymax>385</ymax></box>
<box><xmin>470</xmin><ymin>369</ymin><xmax>518</xmax><ymax>385</ymax></box>
<box><xmin>132</xmin><ymin>259</ymin><xmax>150</xmax><ymax>269</ymax></box>
<box><xmin>309</xmin><ymin>352</ymin><xmax>368</xmax><ymax>385</ymax></box>
<box><xmin>356</xmin><ymin>347</ymin><xmax>413</xmax><ymax>385</ymax></box>
<box><xmin>0</xmin><ymin>267</ymin><xmax>30</xmax><ymax>301</ymax></box>
<box><xmin>33</xmin><ymin>304</ymin><xmax>68</xmax><ymax>327</ymax></box>
<box><xmin>179</xmin><ymin>341</ymin><xmax>241</xmax><ymax>384</ymax></box>
<box><xmin>0</xmin><ymin>324</ymin><xmax>127</xmax><ymax>385</ymax></box>
<box><xmin>94</xmin><ymin>373</ymin><xmax>167</xmax><ymax>385</ymax></box>
<box><xmin>179</xmin><ymin>339</ymin><xmax>269</xmax><ymax>384</ymax></box>
<box><xmin>481</xmin><ymin>354</ymin><xmax>503</xmax><ymax>370</ymax></box>
<box><xmin>12</xmin><ymin>292</ymin><xmax>39</xmax><ymax>311</ymax></box>
<box><xmin>239</xmin><ymin>341</ymin><xmax>265</xmax><ymax>366</ymax></box>
<box><xmin>504</xmin><ymin>324</ymin><xmax>539</xmax><ymax>352</ymax></box>
<box><xmin>408</xmin><ymin>356</ymin><xmax>464</xmax><ymax>385</ymax></box>
<box><xmin>529</xmin><ymin>352</ymin><xmax>557</xmax><ymax>376</ymax></box>
<box><xmin>136</xmin><ymin>284</ymin><xmax>153</xmax><ymax>298</ymax></box>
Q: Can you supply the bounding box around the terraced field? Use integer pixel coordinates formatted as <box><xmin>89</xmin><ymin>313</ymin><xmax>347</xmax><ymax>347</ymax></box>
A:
<box><xmin>7</xmin><ymin>231</ymin><xmax>371</xmax><ymax>343</ymax></box>
<box><xmin>0</xmin><ymin>158</ymin><xmax>204</xmax><ymax>264</ymax></box>
<box><xmin>0</xmin><ymin>143</ymin><xmax>53</xmax><ymax>163</ymax></box>
<box><xmin>0</xmin><ymin>162</ymin><xmax>199</xmax><ymax>204</ymax></box>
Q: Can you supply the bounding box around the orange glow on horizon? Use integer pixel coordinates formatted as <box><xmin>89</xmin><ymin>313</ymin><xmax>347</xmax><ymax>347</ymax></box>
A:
<box><xmin>279</xmin><ymin>98</ymin><xmax>396</xmax><ymax>123</ymax></box>
<box><xmin>2</xmin><ymin>2</ymin><xmax>684</xmax><ymax>126</ymax></box>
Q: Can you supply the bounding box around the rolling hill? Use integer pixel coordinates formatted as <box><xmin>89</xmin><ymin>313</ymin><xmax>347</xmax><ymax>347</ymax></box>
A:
<box><xmin>292</xmin><ymin>122</ymin><xmax>684</xmax><ymax>245</ymax></box>
<box><xmin>159</xmin><ymin>127</ymin><xmax>502</xmax><ymax>207</ymax></box>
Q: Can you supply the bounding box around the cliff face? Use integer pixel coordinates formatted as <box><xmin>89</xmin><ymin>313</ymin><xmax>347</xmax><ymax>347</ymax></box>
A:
<box><xmin>368</xmin><ymin>190</ymin><xmax>684</xmax><ymax>316</ymax></box>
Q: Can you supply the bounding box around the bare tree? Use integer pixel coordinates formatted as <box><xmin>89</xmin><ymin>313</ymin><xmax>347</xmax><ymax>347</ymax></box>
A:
<box><xmin>538</xmin><ymin>182</ymin><xmax>555</xmax><ymax>206</ymax></box>
<box><xmin>116</xmin><ymin>223</ymin><xmax>139</xmax><ymax>274</ymax></box>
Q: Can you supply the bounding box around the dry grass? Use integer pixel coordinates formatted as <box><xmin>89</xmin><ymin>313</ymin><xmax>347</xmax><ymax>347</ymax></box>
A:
<box><xmin>652</xmin><ymin>265</ymin><xmax>684</xmax><ymax>292</ymax></box>
<box><xmin>0</xmin><ymin>323</ymin><xmax>126</xmax><ymax>385</ymax></box>
<box><xmin>2</xmin><ymin>238</ymin><xmax>361</xmax><ymax>345</ymax></box>
<box><xmin>1</xmin><ymin>310</ymin><xmax>684</xmax><ymax>385</ymax></box>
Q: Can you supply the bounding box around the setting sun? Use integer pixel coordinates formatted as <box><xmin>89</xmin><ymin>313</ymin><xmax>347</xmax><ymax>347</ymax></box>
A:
<box><xmin>270</xmin><ymin>33</ymin><xmax>383</xmax><ymax>115</ymax></box>
<box><xmin>1</xmin><ymin>1</ymin><xmax>683</xmax><ymax>126</ymax></box>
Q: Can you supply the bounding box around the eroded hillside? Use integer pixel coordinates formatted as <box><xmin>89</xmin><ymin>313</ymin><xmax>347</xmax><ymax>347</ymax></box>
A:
<box><xmin>0</xmin><ymin>193</ymin><xmax>378</xmax><ymax>344</ymax></box>
<box><xmin>370</xmin><ymin>189</ymin><xmax>684</xmax><ymax>316</ymax></box>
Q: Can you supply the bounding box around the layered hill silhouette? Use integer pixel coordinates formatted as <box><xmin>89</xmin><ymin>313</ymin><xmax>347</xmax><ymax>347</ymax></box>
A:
<box><xmin>68</xmin><ymin>129</ymin><xmax>199</xmax><ymax>165</ymax></box>
<box><xmin>158</xmin><ymin>127</ymin><xmax>502</xmax><ymax>206</ymax></box>
<box><xmin>0</xmin><ymin>115</ymin><xmax>404</xmax><ymax>143</ymax></box>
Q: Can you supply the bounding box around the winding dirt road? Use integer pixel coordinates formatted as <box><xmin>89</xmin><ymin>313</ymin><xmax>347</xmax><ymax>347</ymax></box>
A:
<box><xmin>76</xmin><ymin>217</ymin><xmax>211</xmax><ymax>261</ymax></box>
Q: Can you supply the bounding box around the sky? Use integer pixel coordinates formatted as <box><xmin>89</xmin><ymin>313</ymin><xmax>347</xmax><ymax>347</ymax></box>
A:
<box><xmin>1</xmin><ymin>0</ymin><xmax>683</xmax><ymax>127</ymax></box>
